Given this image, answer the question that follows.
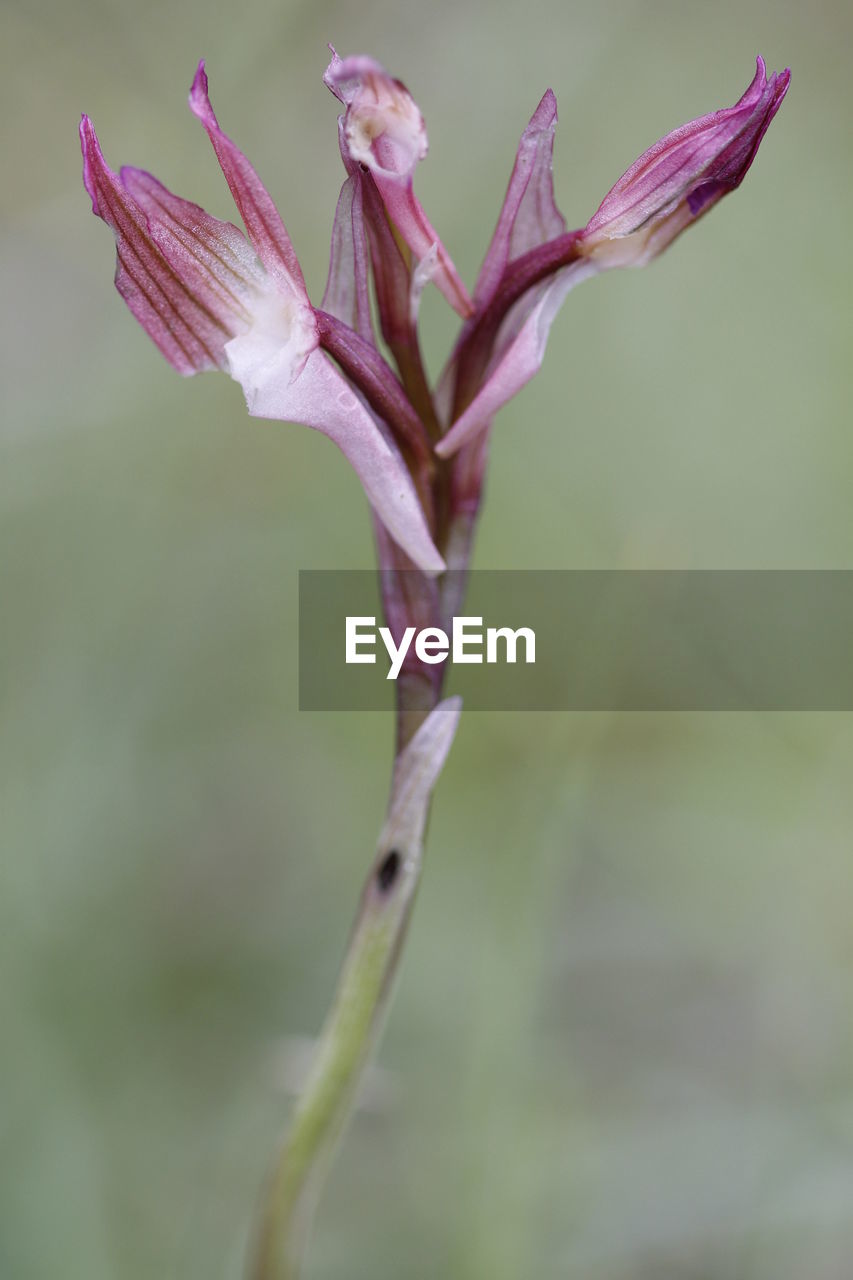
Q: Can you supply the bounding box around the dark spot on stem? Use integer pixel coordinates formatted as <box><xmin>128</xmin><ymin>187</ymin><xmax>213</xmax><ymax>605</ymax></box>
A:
<box><xmin>376</xmin><ymin>849</ymin><xmax>401</xmax><ymax>893</ymax></box>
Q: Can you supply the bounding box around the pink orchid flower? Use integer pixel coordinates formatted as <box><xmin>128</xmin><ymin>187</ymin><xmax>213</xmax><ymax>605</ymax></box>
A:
<box><xmin>80</xmin><ymin>62</ymin><xmax>444</xmax><ymax>575</ymax></box>
<box><xmin>437</xmin><ymin>56</ymin><xmax>790</xmax><ymax>458</ymax></box>
<box><xmin>324</xmin><ymin>50</ymin><xmax>474</xmax><ymax>320</ymax></box>
<box><xmin>80</xmin><ymin>53</ymin><xmax>792</xmax><ymax>1272</ymax></box>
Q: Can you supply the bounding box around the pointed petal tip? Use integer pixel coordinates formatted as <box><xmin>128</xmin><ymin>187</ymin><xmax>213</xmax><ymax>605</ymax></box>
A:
<box><xmin>754</xmin><ymin>54</ymin><xmax>791</xmax><ymax>91</ymax></box>
<box><xmin>400</xmin><ymin>692</ymin><xmax>463</xmax><ymax>767</ymax></box>
<box><xmin>775</xmin><ymin>66</ymin><xmax>792</xmax><ymax>98</ymax></box>
<box><xmin>382</xmin><ymin>693</ymin><xmax>462</xmax><ymax>849</ymax></box>
<box><xmin>78</xmin><ymin>112</ymin><xmax>93</xmax><ymax>159</ymax></box>
<box><xmin>754</xmin><ymin>58</ymin><xmax>791</xmax><ymax>127</ymax></box>
<box><xmin>380</xmin><ymin>500</ymin><xmax>445</xmax><ymax>574</ymax></box>
<box><xmin>401</xmin><ymin>534</ymin><xmax>446</xmax><ymax>576</ymax></box>
<box><xmin>79</xmin><ymin>114</ymin><xmax>105</xmax><ymax>214</ymax></box>
<box><xmin>378</xmin><ymin>523</ymin><xmax>444</xmax><ymax>577</ymax></box>
<box><xmin>322</xmin><ymin>47</ymin><xmax>350</xmax><ymax>100</ymax></box>
<box><xmin>413</xmin><ymin>692</ymin><xmax>463</xmax><ymax>760</ymax></box>
<box><xmin>323</xmin><ymin>46</ymin><xmax>341</xmax><ymax>90</ymax></box>
<box><xmin>532</xmin><ymin>88</ymin><xmax>558</xmax><ymax>128</ymax></box>
<box><xmin>117</xmin><ymin>163</ymin><xmax>152</xmax><ymax>187</ymax></box>
<box><xmin>423</xmin><ymin>549</ymin><xmax>447</xmax><ymax>577</ymax></box>
<box><xmin>744</xmin><ymin>53</ymin><xmax>790</xmax><ymax>111</ymax></box>
<box><xmin>189</xmin><ymin>59</ymin><xmax>215</xmax><ymax>126</ymax></box>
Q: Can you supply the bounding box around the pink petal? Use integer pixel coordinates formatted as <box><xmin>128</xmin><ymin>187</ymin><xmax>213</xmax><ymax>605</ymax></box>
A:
<box><xmin>321</xmin><ymin>170</ymin><xmax>374</xmax><ymax>343</ymax></box>
<box><xmin>228</xmin><ymin>344</ymin><xmax>444</xmax><ymax>574</ymax></box>
<box><xmin>189</xmin><ymin>61</ymin><xmax>307</xmax><ymax>300</ymax></box>
<box><xmin>435</xmin><ymin>91</ymin><xmax>568</xmax><ymax>423</ymax></box>
<box><xmin>372</xmin><ymin>175</ymin><xmax>474</xmax><ymax>318</ymax></box>
<box><xmin>436</xmin><ymin>261</ymin><xmax>597</xmax><ymax>458</ymax></box>
<box><xmin>120</xmin><ymin>165</ymin><xmax>266</xmax><ymax>310</ymax></box>
<box><xmin>473</xmin><ymin>90</ymin><xmax>566</xmax><ymax>310</ymax></box>
<box><xmin>80</xmin><ymin>115</ymin><xmax>255</xmax><ymax>374</ymax></box>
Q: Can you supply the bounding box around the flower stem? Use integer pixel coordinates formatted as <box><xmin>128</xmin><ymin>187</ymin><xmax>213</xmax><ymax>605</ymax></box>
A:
<box><xmin>248</xmin><ymin>698</ymin><xmax>462</xmax><ymax>1280</ymax></box>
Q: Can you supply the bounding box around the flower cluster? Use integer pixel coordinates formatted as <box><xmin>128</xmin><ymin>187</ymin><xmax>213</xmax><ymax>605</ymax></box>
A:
<box><xmin>81</xmin><ymin>51</ymin><xmax>789</xmax><ymax>577</ymax></box>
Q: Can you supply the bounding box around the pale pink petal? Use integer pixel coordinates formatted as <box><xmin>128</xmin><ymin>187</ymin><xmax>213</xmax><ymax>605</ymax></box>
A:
<box><xmin>315</xmin><ymin>310</ymin><xmax>432</xmax><ymax>465</ymax></box>
<box><xmin>226</xmin><ymin>343</ymin><xmax>444</xmax><ymax>573</ymax></box>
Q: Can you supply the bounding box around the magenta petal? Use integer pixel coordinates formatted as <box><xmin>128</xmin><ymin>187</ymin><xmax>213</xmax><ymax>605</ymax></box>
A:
<box><xmin>473</xmin><ymin>90</ymin><xmax>566</xmax><ymax>309</ymax></box>
<box><xmin>229</xmin><ymin>346</ymin><xmax>444</xmax><ymax>573</ymax></box>
<box><xmin>436</xmin><ymin>261</ymin><xmax>597</xmax><ymax>458</ymax></box>
<box><xmin>188</xmin><ymin>62</ymin><xmax>307</xmax><ymax>299</ymax></box>
<box><xmin>81</xmin><ymin>115</ymin><xmax>250</xmax><ymax>374</ymax></box>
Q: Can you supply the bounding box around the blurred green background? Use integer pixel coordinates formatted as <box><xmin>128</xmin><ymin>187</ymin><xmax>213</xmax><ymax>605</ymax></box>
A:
<box><xmin>2</xmin><ymin>0</ymin><xmax>852</xmax><ymax>1276</ymax></box>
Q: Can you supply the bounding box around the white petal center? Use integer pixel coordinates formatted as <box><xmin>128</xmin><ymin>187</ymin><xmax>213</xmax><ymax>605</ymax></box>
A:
<box><xmin>224</xmin><ymin>290</ymin><xmax>317</xmax><ymax>409</ymax></box>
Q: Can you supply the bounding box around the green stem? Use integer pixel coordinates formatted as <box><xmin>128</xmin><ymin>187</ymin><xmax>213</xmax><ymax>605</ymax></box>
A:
<box><xmin>248</xmin><ymin>698</ymin><xmax>462</xmax><ymax>1280</ymax></box>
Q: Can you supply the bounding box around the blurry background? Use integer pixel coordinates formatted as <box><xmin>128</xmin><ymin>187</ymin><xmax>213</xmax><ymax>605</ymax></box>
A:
<box><xmin>2</xmin><ymin>0</ymin><xmax>852</xmax><ymax>1276</ymax></box>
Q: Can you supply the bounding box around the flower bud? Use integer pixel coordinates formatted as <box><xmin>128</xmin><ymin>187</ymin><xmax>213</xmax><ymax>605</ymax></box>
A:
<box><xmin>580</xmin><ymin>56</ymin><xmax>790</xmax><ymax>268</ymax></box>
